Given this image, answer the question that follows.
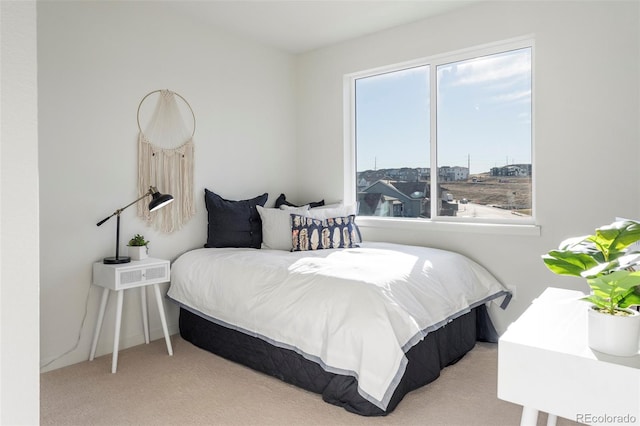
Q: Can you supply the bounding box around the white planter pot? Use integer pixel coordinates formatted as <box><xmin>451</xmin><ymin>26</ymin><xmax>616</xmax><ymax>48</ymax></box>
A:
<box><xmin>588</xmin><ymin>306</ymin><xmax>640</xmax><ymax>356</ymax></box>
<box><xmin>128</xmin><ymin>245</ymin><xmax>148</xmax><ymax>261</ymax></box>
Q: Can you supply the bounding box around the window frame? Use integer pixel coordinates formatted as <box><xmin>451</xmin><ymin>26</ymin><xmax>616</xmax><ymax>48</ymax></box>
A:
<box><xmin>343</xmin><ymin>36</ymin><xmax>539</xmax><ymax>236</ymax></box>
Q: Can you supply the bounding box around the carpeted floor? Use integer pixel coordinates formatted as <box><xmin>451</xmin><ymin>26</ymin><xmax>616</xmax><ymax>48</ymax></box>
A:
<box><xmin>41</xmin><ymin>336</ymin><xmax>580</xmax><ymax>425</ymax></box>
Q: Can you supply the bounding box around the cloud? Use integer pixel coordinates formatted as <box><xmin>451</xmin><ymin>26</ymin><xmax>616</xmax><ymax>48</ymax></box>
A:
<box><xmin>492</xmin><ymin>89</ymin><xmax>531</xmax><ymax>104</ymax></box>
<box><xmin>442</xmin><ymin>48</ymin><xmax>531</xmax><ymax>88</ymax></box>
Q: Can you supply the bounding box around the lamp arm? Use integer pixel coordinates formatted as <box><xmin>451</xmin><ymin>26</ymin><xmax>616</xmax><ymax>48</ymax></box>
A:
<box><xmin>96</xmin><ymin>213</ymin><xmax>117</xmax><ymax>227</ymax></box>
<box><xmin>119</xmin><ymin>188</ymin><xmax>154</xmax><ymax>212</ymax></box>
<box><xmin>95</xmin><ymin>188</ymin><xmax>154</xmax><ymax>227</ymax></box>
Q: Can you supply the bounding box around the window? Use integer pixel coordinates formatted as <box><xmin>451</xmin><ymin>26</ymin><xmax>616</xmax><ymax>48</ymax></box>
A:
<box><xmin>351</xmin><ymin>39</ymin><xmax>533</xmax><ymax>224</ymax></box>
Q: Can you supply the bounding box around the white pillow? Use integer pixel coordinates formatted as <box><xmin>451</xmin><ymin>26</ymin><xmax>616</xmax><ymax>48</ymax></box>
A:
<box><xmin>306</xmin><ymin>203</ymin><xmax>358</xmax><ymax>220</ymax></box>
<box><xmin>305</xmin><ymin>203</ymin><xmax>361</xmax><ymax>243</ymax></box>
<box><xmin>258</xmin><ymin>205</ymin><xmax>309</xmax><ymax>250</ymax></box>
<box><xmin>279</xmin><ymin>204</ymin><xmax>310</xmax><ymax>211</ymax></box>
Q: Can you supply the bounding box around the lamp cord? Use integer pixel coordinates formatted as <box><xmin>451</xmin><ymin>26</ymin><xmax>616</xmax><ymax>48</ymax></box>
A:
<box><xmin>40</xmin><ymin>283</ymin><xmax>92</xmax><ymax>370</ymax></box>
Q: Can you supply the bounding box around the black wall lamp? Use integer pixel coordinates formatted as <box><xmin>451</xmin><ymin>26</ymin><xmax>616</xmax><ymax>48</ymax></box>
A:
<box><xmin>96</xmin><ymin>186</ymin><xmax>173</xmax><ymax>264</ymax></box>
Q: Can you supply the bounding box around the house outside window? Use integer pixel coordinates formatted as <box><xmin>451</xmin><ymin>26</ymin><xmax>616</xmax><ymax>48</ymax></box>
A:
<box><xmin>349</xmin><ymin>37</ymin><xmax>534</xmax><ymax>225</ymax></box>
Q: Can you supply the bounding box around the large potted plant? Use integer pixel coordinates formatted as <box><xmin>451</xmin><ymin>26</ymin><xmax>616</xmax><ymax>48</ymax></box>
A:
<box><xmin>542</xmin><ymin>219</ymin><xmax>640</xmax><ymax>356</ymax></box>
<box><xmin>127</xmin><ymin>234</ymin><xmax>149</xmax><ymax>261</ymax></box>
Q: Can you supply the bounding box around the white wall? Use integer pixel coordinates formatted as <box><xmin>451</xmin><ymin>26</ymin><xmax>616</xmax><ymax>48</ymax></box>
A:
<box><xmin>37</xmin><ymin>0</ymin><xmax>640</xmax><ymax>373</ymax></box>
<box><xmin>295</xmin><ymin>1</ymin><xmax>640</xmax><ymax>332</ymax></box>
<box><xmin>0</xmin><ymin>0</ymin><xmax>40</xmax><ymax>422</ymax></box>
<box><xmin>38</xmin><ymin>1</ymin><xmax>298</xmax><ymax>371</ymax></box>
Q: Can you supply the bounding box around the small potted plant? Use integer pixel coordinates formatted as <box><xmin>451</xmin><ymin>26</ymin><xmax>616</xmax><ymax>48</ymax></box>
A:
<box><xmin>542</xmin><ymin>219</ymin><xmax>640</xmax><ymax>356</ymax></box>
<box><xmin>127</xmin><ymin>234</ymin><xmax>149</xmax><ymax>260</ymax></box>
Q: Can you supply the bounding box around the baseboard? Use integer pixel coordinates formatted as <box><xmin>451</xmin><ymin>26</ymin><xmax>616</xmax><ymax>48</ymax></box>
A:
<box><xmin>40</xmin><ymin>322</ymin><xmax>180</xmax><ymax>373</ymax></box>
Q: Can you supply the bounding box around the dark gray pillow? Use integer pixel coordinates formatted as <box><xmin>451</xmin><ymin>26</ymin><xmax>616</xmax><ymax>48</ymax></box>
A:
<box><xmin>275</xmin><ymin>193</ymin><xmax>324</xmax><ymax>209</ymax></box>
<box><xmin>204</xmin><ymin>189</ymin><xmax>268</xmax><ymax>249</ymax></box>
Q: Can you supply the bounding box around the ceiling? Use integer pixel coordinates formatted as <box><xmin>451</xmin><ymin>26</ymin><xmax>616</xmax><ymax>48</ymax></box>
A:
<box><xmin>165</xmin><ymin>1</ymin><xmax>480</xmax><ymax>54</ymax></box>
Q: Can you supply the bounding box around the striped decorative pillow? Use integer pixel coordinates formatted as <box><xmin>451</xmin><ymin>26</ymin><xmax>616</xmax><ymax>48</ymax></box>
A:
<box><xmin>290</xmin><ymin>214</ymin><xmax>360</xmax><ymax>252</ymax></box>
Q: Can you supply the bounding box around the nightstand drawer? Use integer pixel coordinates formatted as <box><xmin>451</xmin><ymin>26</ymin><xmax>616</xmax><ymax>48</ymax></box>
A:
<box><xmin>118</xmin><ymin>264</ymin><xmax>167</xmax><ymax>286</ymax></box>
<box><xmin>93</xmin><ymin>259</ymin><xmax>170</xmax><ymax>290</ymax></box>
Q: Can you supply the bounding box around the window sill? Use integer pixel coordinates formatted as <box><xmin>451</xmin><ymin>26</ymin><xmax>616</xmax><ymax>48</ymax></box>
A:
<box><xmin>355</xmin><ymin>216</ymin><xmax>541</xmax><ymax>237</ymax></box>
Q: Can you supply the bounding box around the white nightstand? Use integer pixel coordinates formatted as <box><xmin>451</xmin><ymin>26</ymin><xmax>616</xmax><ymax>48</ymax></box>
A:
<box><xmin>498</xmin><ymin>287</ymin><xmax>640</xmax><ymax>426</ymax></box>
<box><xmin>89</xmin><ymin>258</ymin><xmax>174</xmax><ymax>373</ymax></box>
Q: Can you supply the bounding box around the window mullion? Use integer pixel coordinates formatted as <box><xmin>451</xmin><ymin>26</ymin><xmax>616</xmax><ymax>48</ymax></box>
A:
<box><xmin>429</xmin><ymin>64</ymin><xmax>438</xmax><ymax>220</ymax></box>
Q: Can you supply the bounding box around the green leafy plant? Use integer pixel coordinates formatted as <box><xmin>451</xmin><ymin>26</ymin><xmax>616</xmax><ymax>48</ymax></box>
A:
<box><xmin>542</xmin><ymin>219</ymin><xmax>640</xmax><ymax>315</ymax></box>
<box><xmin>128</xmin><ymin>234</ymin><xmax>149</xmax><ymax>247</ymax></box>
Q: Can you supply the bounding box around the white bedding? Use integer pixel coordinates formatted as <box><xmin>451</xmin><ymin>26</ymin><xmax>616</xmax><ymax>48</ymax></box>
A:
<box><xmin>167</xmin><ymin>241</ymin><xmax>509</xmax><ymax>410</ymax></box>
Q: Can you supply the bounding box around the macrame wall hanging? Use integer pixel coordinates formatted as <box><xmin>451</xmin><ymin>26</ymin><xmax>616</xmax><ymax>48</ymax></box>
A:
<box><xmin>136</xmin><ymin>89</ymin><xmax>195</xmax><ymax>233</ymax></box>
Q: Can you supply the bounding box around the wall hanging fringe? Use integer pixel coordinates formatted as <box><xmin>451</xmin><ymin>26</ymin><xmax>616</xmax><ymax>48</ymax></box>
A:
<box><xmin>136</xmin><ymin>89</ymin><xmax>195</xmax><ymax>233</ymax></box>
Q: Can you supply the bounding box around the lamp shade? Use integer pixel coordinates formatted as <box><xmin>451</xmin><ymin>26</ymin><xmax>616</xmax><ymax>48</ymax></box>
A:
<box><xmin>149</xmin><ymin>188</ymin><xmax>174</xmax><ymax>212</ymax></box>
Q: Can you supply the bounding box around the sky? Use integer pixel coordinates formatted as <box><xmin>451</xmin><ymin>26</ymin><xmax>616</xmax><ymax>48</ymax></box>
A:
<box><xmin>355</xmin><ymin>47</ymin><xmax>532</xmax><ymax>175</ymax></box>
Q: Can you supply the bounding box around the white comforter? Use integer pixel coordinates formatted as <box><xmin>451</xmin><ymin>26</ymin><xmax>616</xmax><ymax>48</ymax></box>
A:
<box><xmin>167</xmin><ymin>242</ymin><xmax>509</xmax><ymax>410</ymax></box>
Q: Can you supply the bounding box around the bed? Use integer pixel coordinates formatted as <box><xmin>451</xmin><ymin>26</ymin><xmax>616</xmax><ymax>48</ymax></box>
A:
<box><xmin>166</xmin><ymin>190</ymin><xmax>511</xmax><ymax>416</ymax></box>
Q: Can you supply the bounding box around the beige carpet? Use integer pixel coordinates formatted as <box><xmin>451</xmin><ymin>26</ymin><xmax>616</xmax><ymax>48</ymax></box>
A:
<box><xmin>41</xmin><ymin>336</ymin><xmax>579</xmax><ymax>426</ymax></box>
